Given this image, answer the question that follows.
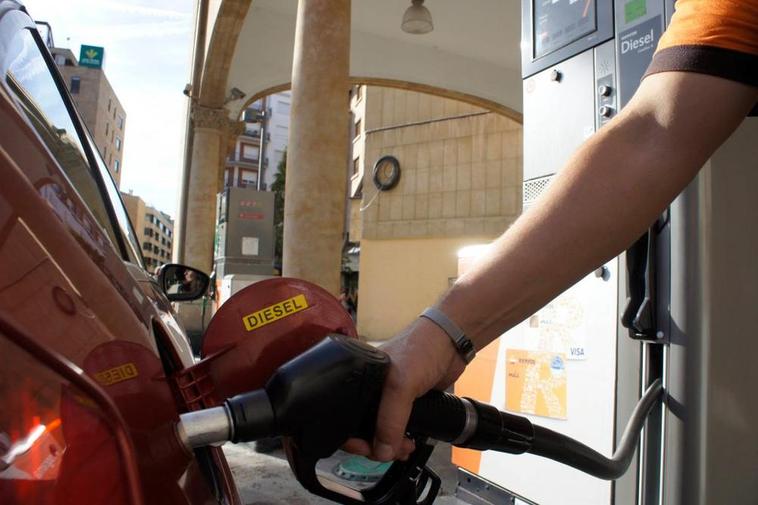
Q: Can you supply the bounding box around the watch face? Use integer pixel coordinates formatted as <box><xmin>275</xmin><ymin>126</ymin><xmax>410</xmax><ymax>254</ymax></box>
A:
<box><xmin>372</xmin><ymin>155</ymin><xmax>401</xmax><ymax>191</ymax></box>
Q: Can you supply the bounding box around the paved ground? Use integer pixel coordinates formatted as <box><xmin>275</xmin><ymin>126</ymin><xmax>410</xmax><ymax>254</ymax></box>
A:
<box><xmin>224</xmin><ymin>441</ymin><xmax>464</xmax><ymax>504</ymax></box>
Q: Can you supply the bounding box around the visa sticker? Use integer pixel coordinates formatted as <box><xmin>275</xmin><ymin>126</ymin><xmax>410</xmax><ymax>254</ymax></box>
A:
<box><xmin>94</xmin><ymin>363</ymin><xmax>139</xmax><ymax>386</ymax></box>
<box><xmin>242</xmin><ymin>294</ymin><xmax>309</xmax><ymax>331</ymax></box>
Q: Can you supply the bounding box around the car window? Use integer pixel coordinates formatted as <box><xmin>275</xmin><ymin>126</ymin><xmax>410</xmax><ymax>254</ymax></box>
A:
<box><xmin>83</xmin><ymin>131</ymin><xmax>144</xmax><ymax>266</ymax></box>
<box><xmin>2</xmin><ymin>28</ymin><xmax>121</xmax><ymax>254</ymax></box>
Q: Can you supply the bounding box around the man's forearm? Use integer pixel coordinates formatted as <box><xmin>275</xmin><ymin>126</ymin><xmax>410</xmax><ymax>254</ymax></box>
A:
<box><xmin>437</xmin><ymin>72</ymin><xmax>757</xmax><ymax>351</ymax></box>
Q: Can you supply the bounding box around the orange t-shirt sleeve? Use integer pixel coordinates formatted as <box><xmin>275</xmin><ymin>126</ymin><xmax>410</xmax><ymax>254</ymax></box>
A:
<box><xmin>645</xmin><ymin>0</ymin><xmax>758</xmax><ymax>86</ymax></box>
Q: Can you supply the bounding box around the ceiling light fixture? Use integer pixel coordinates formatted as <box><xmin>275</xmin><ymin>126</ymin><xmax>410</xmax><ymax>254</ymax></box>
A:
<box><xmin>401</xmin><ymin>0</ymin><xmax>433</xmax><ymax>35</ymax></box>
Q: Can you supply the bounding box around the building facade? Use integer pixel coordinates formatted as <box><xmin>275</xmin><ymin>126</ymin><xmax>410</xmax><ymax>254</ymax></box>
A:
<box><xmin>348</xmin><ymin>86</ymin><xmax>523</xmax><ymax>341</ymax></box>
<box><xmin>52</xmin><ymin>47</ymin><xmax>126</xmax><ymax>186</ymax></box>
<box><xmin>224</xmin><ymin>91</ymin><xmax>290</xmax><ymax>190</ymax></box>
<box><xmin>121</xmin><ymin>192</ymin><xmax>174</xmax><ymax>272</ymax></box>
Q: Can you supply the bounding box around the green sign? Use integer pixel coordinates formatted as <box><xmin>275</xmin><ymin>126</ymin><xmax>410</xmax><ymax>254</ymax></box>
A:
<box><xmin>625</xmin><ymin>0</ymin><xmax>647</xmax><ymax>23</ymax></box>
<box><xmin>79</xmin><ymin>45</ymin><xmax>104</xmax><ymax>69</ymax></box>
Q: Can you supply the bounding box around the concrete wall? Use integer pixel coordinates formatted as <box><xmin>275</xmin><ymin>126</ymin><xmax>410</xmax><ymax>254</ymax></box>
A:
<box><xmin>355</xmin><ymin>87</ymin><xmax>523</xmax><ymax>341</ymax></box>
<box><xmin>360</xmin><ymin>87</ymin><xmax>522</xmax><ymax>241</ymax></box>
<box><xmin>357</xmin><ymin>236</ymin><xmax>493</xmax><ymax>341</ymax></box>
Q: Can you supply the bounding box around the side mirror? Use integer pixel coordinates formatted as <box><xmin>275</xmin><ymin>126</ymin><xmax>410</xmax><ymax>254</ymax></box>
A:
<box><xmin>157</xmin><ymin>264</ymin><xmax>210</xmax><ymax>302</ymax></box>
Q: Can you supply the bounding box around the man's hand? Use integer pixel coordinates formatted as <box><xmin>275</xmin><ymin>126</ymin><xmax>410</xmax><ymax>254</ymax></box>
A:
<box><xmin>343</xmin><ymin>317</ymin><xmax>466</xmax><ymax>461</ymax></box>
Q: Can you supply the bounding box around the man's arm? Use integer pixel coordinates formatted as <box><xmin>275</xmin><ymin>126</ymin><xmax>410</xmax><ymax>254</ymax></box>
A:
<box><xmin>359</xmin><ymin>71</ymin><xmax>758</xmax><ymax>462</ymax></box>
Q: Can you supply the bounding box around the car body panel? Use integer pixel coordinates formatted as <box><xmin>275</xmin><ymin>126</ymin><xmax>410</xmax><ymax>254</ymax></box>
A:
<box><xmin>0</xmin><ymin>3</ymin><xmax>239</xmax><ymax>503</ymax></box>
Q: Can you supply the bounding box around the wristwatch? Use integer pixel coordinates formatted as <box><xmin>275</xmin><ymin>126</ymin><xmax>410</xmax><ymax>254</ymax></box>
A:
<box><xmin>419</xmin><ymin>307</ymin><xmax>476</xmax><ymax>364</ymax></box>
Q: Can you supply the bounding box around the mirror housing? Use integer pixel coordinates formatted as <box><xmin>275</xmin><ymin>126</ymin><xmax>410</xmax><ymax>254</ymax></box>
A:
<box><xmin>157</xmin><ymin>264</ymin><xmax>210</xmax><ymax>302</ymax></box>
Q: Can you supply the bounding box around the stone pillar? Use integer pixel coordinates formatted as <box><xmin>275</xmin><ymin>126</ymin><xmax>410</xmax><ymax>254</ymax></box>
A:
<box><xmin>284</xmin><ymin>0</ymin><xmax>351</xmax><ymax>295</ymax></box>
<box><xmin>182</xmin><ymin>105</ymin><xmax>243</xmax><ymax>273</ymax></box>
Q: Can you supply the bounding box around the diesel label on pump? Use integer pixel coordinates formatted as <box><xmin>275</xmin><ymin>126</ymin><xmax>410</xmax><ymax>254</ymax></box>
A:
<box><xmin>617</xmin><ymin>15</ymin><xmax>663</xmax><ymax>107</ymax></box>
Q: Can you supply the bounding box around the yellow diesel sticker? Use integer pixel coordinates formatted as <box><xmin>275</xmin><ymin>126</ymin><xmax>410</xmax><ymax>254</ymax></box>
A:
<box><xmin>94</xmin><ymin>363</ymin><xmax>139</xmax><ymax>386</ymax></box>
<box><xmin>243</xmin><ymin>294</ymin><xmax>309</xmax><ymax>331</ymax></box>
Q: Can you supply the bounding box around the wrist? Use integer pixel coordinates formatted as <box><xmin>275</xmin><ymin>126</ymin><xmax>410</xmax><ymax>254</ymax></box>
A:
<box><xmin>418</xmin><ymin>307</ymin><xmax>476</xmax><ymax>365</ymax></box>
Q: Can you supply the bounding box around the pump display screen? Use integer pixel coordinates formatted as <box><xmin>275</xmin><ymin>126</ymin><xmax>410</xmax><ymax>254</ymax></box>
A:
<box><xmin>533</xmin><ymin>0</ymin><xmax>597</xmax><ymax>59</ymax></box>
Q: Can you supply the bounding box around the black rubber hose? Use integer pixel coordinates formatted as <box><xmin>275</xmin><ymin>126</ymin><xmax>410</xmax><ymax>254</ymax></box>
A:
<box><xmin>528</xmin><ymin>379</ymin><xmax>663</xmax><ymax>480</ymax></box>
<box><xmin>406</xmin><ymin>391</ymin><xmax>467</xmax><ymax>442</ymax></box>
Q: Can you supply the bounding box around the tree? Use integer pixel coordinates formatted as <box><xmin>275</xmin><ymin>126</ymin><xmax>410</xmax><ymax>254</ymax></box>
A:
<box><xmin>271</xmin><ymin>150</ymin><xmax>286</xmax><ymax>269</ymax></box>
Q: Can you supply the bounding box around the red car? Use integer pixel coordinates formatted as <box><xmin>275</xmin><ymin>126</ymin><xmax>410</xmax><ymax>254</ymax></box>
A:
<box><xmin>0</xmin><ymin>3</ymin><xmax>239</xmax><ymax>503</ymax></box>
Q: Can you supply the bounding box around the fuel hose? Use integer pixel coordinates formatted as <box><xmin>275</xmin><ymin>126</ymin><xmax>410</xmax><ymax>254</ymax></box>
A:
<box><xmin>404</xmin><ymin>378</ymin><xmax>663</xmax><ymax>480</ymax></box>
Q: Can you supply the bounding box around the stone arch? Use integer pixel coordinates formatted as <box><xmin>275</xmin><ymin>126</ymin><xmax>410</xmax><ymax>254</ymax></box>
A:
<box><xmin>236</xmin><ymin>78</ymin><xmax>522</xmax><ymax>123</ymax></box>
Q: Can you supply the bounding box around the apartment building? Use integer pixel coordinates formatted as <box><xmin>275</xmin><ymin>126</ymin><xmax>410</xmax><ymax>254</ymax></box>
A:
<box><xmin>51</xmin><ymin>46</ymin><xmax>126</xmax><ymax>186</ymax></box>
<box><xmin>224</xmin><ymin>92</ymin><xmax>290</xmax><ymax>190</ymax></box>
<box><xmin>121</xmin><ymin>192</ymin><xmax>174</xmax><ymax>272</ymax></box>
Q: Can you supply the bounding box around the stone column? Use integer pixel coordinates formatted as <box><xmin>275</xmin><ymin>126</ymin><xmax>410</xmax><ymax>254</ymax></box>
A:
<box><xmin>182</xmin><ymin>105</ymin><xmax>243</xmax><ymax>273</ymax></box>
<box><xmin>284</xmin><ymin>0</ymin><xmax>351</xmax><ymax>295</ymax></box>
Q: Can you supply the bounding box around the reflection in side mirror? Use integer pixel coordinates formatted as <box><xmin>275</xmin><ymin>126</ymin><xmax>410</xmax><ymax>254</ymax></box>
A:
<box><xmin>157</xmin><ymin>264</ymin><xmax>210</xmax><ymax>302</ymax></box>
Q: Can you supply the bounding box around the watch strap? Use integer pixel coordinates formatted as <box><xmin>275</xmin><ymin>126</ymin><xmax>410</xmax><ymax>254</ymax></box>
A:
<box><xmin>420</xmin><ymin>307</ymin><xmax>476</xmax><ymax>364</ymax></box>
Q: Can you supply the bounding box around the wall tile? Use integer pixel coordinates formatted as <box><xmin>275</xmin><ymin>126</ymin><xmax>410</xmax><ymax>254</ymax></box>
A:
<box><xmin>457</xmin><ymin>136</ymin><xmax>472</xmax><ymax>164</ymax></box>
<box><xmin>389</xmin><ymin>193</ymin><xmax>403</xmax><ymax>220</ymax></box>
<box><xmin>501</xmin><ymin>157</ymin><xmax>522</xmax><ymax>186</ymax></box>
<box><xmin>485</xmin><ymin>160</ymin><xmax>501</xmax><ymax>189</ymax></box>
<box><xmin>457</xmin><ymin>163</ymin><xmax>472</xmax><ymax>191</ymax></box>
<box><xmin>471</xmin><ymin>189</ymin><xmax>486</xmax><ymax>216</ymax></box>
<box><xmin>443</xmin><ymin>165</ymin><xmax>457</xmax><ymax>191</ymax></box>
<box><xmin>429</xmin><ymin>139</ymin><xmax>444</xmax><ymax>168</ymax></box>
<box><xmin>405</xmin><ymin>92</ymin><xmax>419</xmax><ymax>123</ymax></box>
<box><xmin>472</xmin><ymin>133</ymin><xmax>486</xmax><ymax>162</ymax></box>
<box><xmin>415</xmin><ymin>193</ymin><xmax>429</xmax><ymax>219</ymax></box>
<box><xmin>444</xmin><ymin>139</ymin><xmax>458</xmax><ymax>166</ymax></box>
<box><xmin>471</xmin><ymin>162</ymin><xmax>486</xmax><ymax>190</ymax></box>
<box><xmin>402</xmin><ymin>194</ymin><xmax>416</xmax><ymax>219</ymax></box>
<box><xmin>417</xmin><ymin>143</ymin><xmax>431</xmax><ymax>169</ymax></box>
<box><xmin>464</xmin><ymin>218</ymin><xmax>485</xmax><ymax>236</ymax></box>
<box><xmin>418</xmin><ymin>92</ymin><xmax>432</xmax><ymax>121</ymax></box>
<box><xmin>501</xmin><ymin>185</ymin><xmax>522</xmax><ymax>216</ymax></box>
<box><xmin>485</xmin><ymin>188</ymin><xmax>501</xmax><ymax>216</ymax></box>
<box><xmin>377</xmin><ymin>222</ymin><xmax>393</xmax><ymax>239</ymax></box>
<box><xmin>410</xmin><ymin>221</ymin><xmax>428</xmax><ymax>237</ymax></box>
<box><xmin>393</xmin><ymin>221</ymin><xmax>410</xmax><ymax>238</ymax></box>
<box><xmin>442</xmin><ymin>191</ymin><xmax>457</xmax><ymax>217</ymax></box>
<box><xmin>456</xmin><ymin>190</ymin><xmax>471</xmax><ymax>216</ymax></box>
<box><xmin>486</xmin><ymin>132</ymin><xmax>502</xmax><ymax>161</ymax></box>
<box><xmin>429</xmin><ymin>167</ymin><xmax>443</xmax><ymax>193</ymax></box>
<box><xmin>428</xmin><ymin>192</ymin><xmax>443</xmax><ymax>218</ymax></box>
<box><xmin>428</xmin><ymin>219</ymin><xmax>445</xmax><ymax>237</ymax></box>
<box><xmin>416</xmin><ymin>168</ymin><xmax>429</xmax><ymax>193</ymax></box>
<box><xmin>444</xmin><ymin>218</ymin><xmax>465</xmax><ymax>236</ymax></box>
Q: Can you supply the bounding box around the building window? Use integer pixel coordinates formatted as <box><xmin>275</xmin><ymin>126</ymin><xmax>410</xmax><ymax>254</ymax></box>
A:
<box><xmin>117</xmin><ymin>115</ymin><xmax>124</xmax><ymax>130</ymax></box>
<box><xmin>108</xmin><ymin>99</ymin><xmax>111</xmax><ymax>112</ymax></box>
<box><xmin>240</xmin><ymin>169</ymin><xmax>257</xmax><ymax>187</ymax></box>
<box><xmin>105</xmin><ymin>122</ymin><xmax>109</xmax><ymax>136</ymax></box>
<box><xmin>241</xmin><ymin>144</ymin><xmax>258</xmax><ymax>161</ymax></box>
<box><xmin>142</xmin><ymin>242</ymin><xmax>151</xmax><ymax>251</ymax></box>
<box><xmin>54</xmin><ymin>54</ymin><xmax>65</xmax><ymax>65</ymax></box>
<box><xmin>353</xmin><ymin>157</ymin><xmax>360</xmax><ymax>175</ymax></box>
<box><xmin>70</xmin><ymin>76</ymin><xmax>80</xmax><ymax>94</ymax></box>
<box><xmin>114</xmin><ymin>159</ymin><xmax>120</xmax><ymax>173</ymax></box>
<box><xmin>115</xmin><ymin>137</ymin><xmax>122</xmax><ymax>151</ymax></box>
<box><xmin>113</xmin><ymin>107</ymin><xmax>116</xmax><ymax>120</ymax></box>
